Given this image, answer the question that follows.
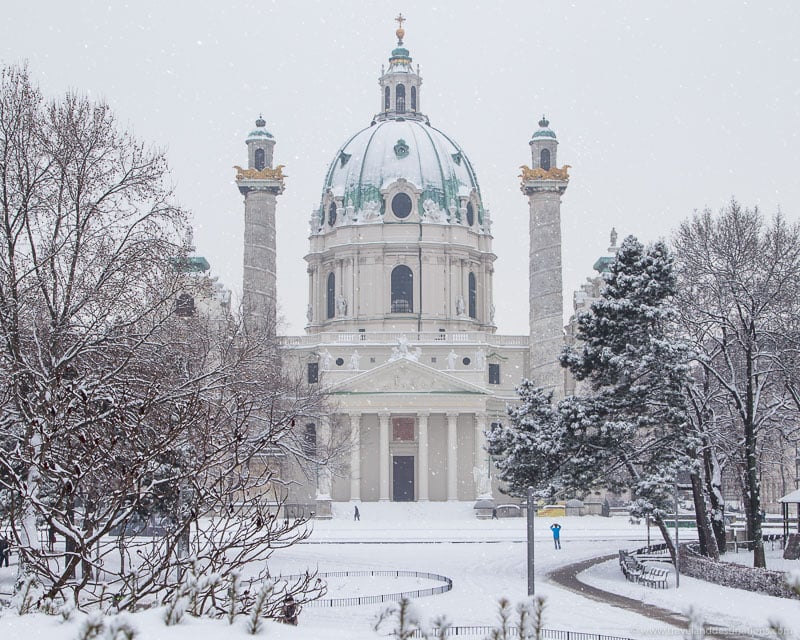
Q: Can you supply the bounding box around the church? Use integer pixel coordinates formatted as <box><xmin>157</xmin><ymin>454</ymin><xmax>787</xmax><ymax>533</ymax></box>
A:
<box><xmin>233</xmin><ymin>18</ymin><xmax>570</xmax><ymax>514</ymax></box>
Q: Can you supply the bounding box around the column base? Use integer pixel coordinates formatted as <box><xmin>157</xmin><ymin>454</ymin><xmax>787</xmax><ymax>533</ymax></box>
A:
<box><xmin>314</xmin><ymin>497</ymin><xmax>332</xmax><ymax>519</ymax></box>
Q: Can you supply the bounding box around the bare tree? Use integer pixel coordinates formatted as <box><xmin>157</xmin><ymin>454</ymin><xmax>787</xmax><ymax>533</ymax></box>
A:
<box><xmin>673</xmin><ymin>200</ymin><xmax>800</xmax><ymax>568</ymax></box>
<box><xmin>0</xmin><ymin>64</ymin><xmax>328</xmax><ymax>614</ymax></box>
<box><xmin>683</xmin><ymin>367</ymin><xmax>731</xmax><ymax>558</ymax></box>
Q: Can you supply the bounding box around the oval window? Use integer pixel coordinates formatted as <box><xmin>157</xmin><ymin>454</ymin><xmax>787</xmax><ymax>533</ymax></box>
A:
<box><xmin>335</xmin><ymin>357</ymin><xmax>344</xmax><ymax>367</ymax></box>
<box><xmin>328</xmin><ymin>201</ymin><xmax>337</xmax><ymax>227</ymax></box>
<box><xmin>391</xmin><ymin>192</ymin><xmax>413</xmax><ymax>219</ymax></box>
<box><xmin>462</xmin><ymin>357</ymin><xmax>471</xmax><ymax>366</ymax></box>
<box><xmin>466</xmin><ymin>202</ymin><xmax>475</xmax><ymax>226</ymax></box>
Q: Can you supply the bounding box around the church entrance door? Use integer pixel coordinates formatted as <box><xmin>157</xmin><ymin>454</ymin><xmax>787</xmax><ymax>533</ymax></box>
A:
<box><xmin>392</xmin><ymin>456</ymin><xmax>414</xmax><ymax>502</ymax></box>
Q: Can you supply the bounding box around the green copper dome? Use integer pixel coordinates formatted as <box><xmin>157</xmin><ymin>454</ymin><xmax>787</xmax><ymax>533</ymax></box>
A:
<box><xmin>318</xmin><ymin>119</ymin><xmax>484</xmax><ymax>227</ymax></box>
<box><xmin>247</xmin><ymin>115</ymin><xmax>274</xmax><ymax>141</ymax></box>
<box><xmin>531</xmin><ymin>115</ymin><xmax>556</xmax><ymax>140</ymax></box>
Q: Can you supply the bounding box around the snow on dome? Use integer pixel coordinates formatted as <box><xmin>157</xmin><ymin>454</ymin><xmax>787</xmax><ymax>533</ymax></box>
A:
<box><xmin>247</xmin><ymin>115</ymin><xmax>274</xmax><ymax>141</ymax></box>
<box><xmin>531</xmin><ymin>115</ymin><xmax>557</xmax><ymax>140</ymax></box>
<box><xmin>319</xmin><ymin>119</ymin><xmax>483</xmax><ymax>224</ymax></box>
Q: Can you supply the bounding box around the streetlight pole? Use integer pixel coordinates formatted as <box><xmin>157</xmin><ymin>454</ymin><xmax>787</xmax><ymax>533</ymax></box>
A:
<box><xmin>674</xmin><ymin>482</ymin><xmax>680</xmax><ymax>588</ymax></box>
<box><xmin>673</xmin><ymin>481</ymin><xmax>693</xmax><ymax>588</ymax></box>
<box><xmin>527</xmin><ymin>486</ymin><xmax>535</xmax><ymax>595</ymax></box>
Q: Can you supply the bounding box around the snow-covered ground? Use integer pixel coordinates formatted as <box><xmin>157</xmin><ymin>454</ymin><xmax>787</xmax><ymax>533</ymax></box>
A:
<box><xmin>2</xmin><ymin>502</ymin><xmax>800</xmax><ymax>639</ymax></box>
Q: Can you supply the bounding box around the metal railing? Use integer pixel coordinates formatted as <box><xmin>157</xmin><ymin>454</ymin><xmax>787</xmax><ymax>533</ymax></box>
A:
<box><xmin>301</xmin><ymin>569</ymin><xmax>452</xmax><ymax>607</ymax></box>
<box><xmin>410</xmin><ymin>627</ymin><xmax>635</xmax><ymax>639</ymax></box>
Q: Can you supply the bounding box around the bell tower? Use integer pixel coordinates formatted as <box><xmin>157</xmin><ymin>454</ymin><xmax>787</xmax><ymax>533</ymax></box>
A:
<box><xmin>520</xmin><ymin>116</ymin><xmax>569</xmax><ymax>396</ymax></box>
<box><xmin>235</xmin><ymin>116</ymin><xmax>285</xmax><ymax>334</ymax></box>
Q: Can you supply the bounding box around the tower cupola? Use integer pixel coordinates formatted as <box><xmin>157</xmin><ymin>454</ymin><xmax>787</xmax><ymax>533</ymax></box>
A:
<box><xmin>529</xmin><ymin>115</ymin><xmax>558</xmax><ymax>171</ymax></box>
<box><xmin>246</xmin><ymin>114</ymin><xmax>276</xmax><ymax>171</ymax></box>
<box><xmin>376</xmin><ymin>14</ymin><xmax>425</xmax><ymax>123</ymax></box>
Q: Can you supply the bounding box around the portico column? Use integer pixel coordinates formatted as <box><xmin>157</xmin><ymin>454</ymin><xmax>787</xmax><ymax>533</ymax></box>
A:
<box><xmin>446</xmin><ymin>412</ymin><xmax>459</xmax><ymax>501</ymax></box>
<box><xmin>474</xmin><ymin>412</ymin><xmax>491</xmax><ymax>499</ymax></box>
<box><xmin>379</xmin><ymin>412</ymin><xmax>390</xmax><ymax>501</ymax></box>
<box><xmin>316</xmin><ymin>417</ymin><xmax>331</xmax><ymax>496</ymax></box>
<box><xmin>315</xmin><ymin>417</ymin><xmax>333</xmax><ymax>517</ymax></box>
<box><xmin>349</xmin><ymin>413</ymin><xmax>362</xmax><ymax>501</ymax></box>
<box><xmin>418</xmin><ymin>412</ymin><xmax>430</xmax><ymax>501</ymax></box>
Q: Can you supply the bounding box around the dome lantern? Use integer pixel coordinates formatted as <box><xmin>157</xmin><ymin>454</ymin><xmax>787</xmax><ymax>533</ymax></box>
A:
<box><xmin>377</xmin><ymin>14</ymin><xmax>424</xmax><ymax>123</ymax></box>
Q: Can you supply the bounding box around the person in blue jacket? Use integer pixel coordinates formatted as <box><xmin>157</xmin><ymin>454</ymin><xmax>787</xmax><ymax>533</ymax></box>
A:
<box><xmin>550</xmin><ymin>523</ymin><xmax>562</xmax><ymax>549</ymax></box>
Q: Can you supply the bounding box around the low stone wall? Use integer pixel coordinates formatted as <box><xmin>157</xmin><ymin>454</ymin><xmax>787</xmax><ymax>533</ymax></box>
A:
<box><xmin>681</xmin><ymin>544</ymin><xmax>799</xmax><ymax>599</ymax></box>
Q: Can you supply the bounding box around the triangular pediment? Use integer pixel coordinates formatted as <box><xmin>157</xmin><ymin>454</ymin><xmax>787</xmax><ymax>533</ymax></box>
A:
<box><xmin>329</xmin><ymin>357</ymin><xmax>489</xmax><ymax>395</ymax></box>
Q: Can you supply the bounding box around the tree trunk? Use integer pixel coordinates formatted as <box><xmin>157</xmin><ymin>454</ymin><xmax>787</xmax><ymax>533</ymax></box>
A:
<box><xmin>654</xmin><ymin>516</ymin><xmax>677</xmax><ymax>565</ymax></box>
<box><xmin>744</xmin><ymin>347</ymin><xmax>765</xmax><ymax>568</ymax></box>
<box><xmin>690</xmin><ymin>471</ymin><xmax>719</xmax><ymax>559</ymax></box>
<box><xmin>744</xmin><ymin>424</ymin><xmax>765</xmax><ymax>567</ymax></box>
<box><xmin>702</xmin><ymin>440</ymin><xmax>727</xmax><ymax>553</ymax></box>
<box><xmin>64</xmin><ymin>499</ymin><xmax>76</xmax><ymax>581</ymax></box>
<box><xmin>16</xmin><ymin>431</ymin><xmax>41</xmax><ymax>593</ymax></box>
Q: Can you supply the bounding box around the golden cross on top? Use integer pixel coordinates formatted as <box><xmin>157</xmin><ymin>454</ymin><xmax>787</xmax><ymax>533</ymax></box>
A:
<box><xmin>395</xmin><ymin>13</ymin><xmax>406</xmax><ymax>29</ymax></box>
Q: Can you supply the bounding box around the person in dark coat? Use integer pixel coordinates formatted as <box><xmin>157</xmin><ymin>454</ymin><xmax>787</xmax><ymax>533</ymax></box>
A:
<box><xmin>550</xmin><ymin>522</ymin><xmax>562</xmax><ymax>549</ymax></box>
<box><xmin>48</xmin><ymin>525</ymin><xmax>56</xmax><ymax>552</ymax></box>
<box><xmin>0</xmin><ymin>535</ymin><xmax>9</xmax><ymax>567</ymax></box>
<box><xmin>354</xmin><ymin>505</ymin><xmax>360</xmax><ymax>521</ymax></box>
<box><xmin>281</xmin><ymin>594</ymin><xmax>298</xmax><ymax>625</ymax></box>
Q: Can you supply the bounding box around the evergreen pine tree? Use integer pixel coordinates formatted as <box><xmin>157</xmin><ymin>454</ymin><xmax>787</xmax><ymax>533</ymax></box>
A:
<box><xmin>559</xmin><ymin>235</ymin><xmax>693</xmax><ymax>557</ymax></box>
<box><xmin>486</xmin><ymin>383</ymin><xmax>563</xmax><ymax>499</ymax></box>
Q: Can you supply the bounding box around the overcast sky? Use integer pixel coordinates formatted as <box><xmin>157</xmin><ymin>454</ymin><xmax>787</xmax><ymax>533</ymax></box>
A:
<box><xmin>2</xmin><ymin>1</ymin><xmax>798</xmax><ymax>335</ymax></box>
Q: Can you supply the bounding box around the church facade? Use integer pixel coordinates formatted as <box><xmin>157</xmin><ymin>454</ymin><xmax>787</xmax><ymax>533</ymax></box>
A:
<box><xmin>234</xmin><ymin>21</ymin><xmax>570</xmax><ymax>511</ymax></box>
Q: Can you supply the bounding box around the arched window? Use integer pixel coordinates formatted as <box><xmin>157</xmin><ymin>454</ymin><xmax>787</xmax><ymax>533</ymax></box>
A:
<box><xmin>466</xmin><ymin>202</ymin><xmax>475</xmax><ymax>227</ymax></box>
<box><xmin>410</xmin><ymin>86</ymin><xmax>417</xmax><ymax>111</ymax></box>
<box><xmin>384</xmin><ymin>86</ymin><xmax>390</xmax><ymax>110</ymax></box>
<box><xmin>326</xmin><ymin>272</ymin><xmax>335</xmax><ymax>319</ymax></box>
<box><xmin>468</xmin><ymin>272</ymin><xmax>477</xmax><ymax>319</ymax></box>
<box><xmin>396</xmin><ymin>84</ymin><xmax>406</xmax><ymax>113</ymax></box>
<box><xmin>254</xmin><ymin>148</ymin><xmax>265</xmax><ymax>171</ymax></box>
<box><xmin>540</xmin><ymin>148</ymin><xmax>551</xmax><ymax>171</ymax></box>
<box><xmin>328</xmin><ymin>201</ymin><xmax>337</xmax><ymax>227</ymax></box>
<box><xmin>391</xmin><ymin>265</ymin><xmax>413</xmax><ymax>313</ymax></box>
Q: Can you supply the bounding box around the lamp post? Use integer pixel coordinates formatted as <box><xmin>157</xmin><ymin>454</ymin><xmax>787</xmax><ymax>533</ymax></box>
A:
<box><xmin>674</xmin><ymin>481</ymin><xmax>693</xmax><ymax>588</ymax></box>
<box><xmin>674</xmin><ymin>482</ymin><xmax>680</xmax><ymax>588</ymax></box>
<box><xmin>527</xmin><ymin>486</ymin><xmax>535</xmax><ymax>595</ymax></box>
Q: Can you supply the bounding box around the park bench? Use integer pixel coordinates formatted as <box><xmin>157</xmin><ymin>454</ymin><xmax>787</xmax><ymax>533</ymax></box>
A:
<box><xmin>618</xmin><ymin>550</ymin><xmax>643</xmax><ymax>582</ymax></box>
<box><xmin>639</xmin><ymin>564</ymin><xmax>670</xmax><ymax>589</ymax></box>
<box><xmin>618</xmin><ymin>549</ymin><xmax>670</xmax><ymax>589</ymax></box>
